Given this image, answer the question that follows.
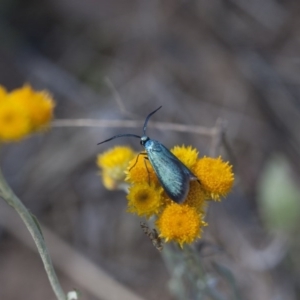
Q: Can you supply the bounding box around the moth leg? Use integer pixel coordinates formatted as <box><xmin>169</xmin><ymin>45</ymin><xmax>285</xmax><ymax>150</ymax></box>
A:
<box><xmin>143</xmin><ymin>157</ymin><xmax>151</xmax><ymax>184</ymax></box>
<box><xmin>129</xmin><ymin>152</ymin><xmax>147</xmax><ymax>171</ymax></box>
<box><xmin>191</xmin><ymin>175</ymin><xmax>201</xmax><ymax>186</ymax></box>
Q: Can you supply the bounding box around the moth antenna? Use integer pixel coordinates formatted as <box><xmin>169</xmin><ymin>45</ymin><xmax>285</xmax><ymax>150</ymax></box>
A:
<box><xmin>143</xmin><ymin>106</ymin><xmax>162</xmax><ymax>135</ymax></box>
<box><xmin>97</xmin><ymin>134</ymin><xmax>141</xmax><ymax>145</ymax></box>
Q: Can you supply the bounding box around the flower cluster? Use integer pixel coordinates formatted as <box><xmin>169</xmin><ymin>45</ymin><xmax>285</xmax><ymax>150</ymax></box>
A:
<box><xmin>96</xmin><ymin>146</ymin><xmax>136</xmax><ymax>190</ymax></box>
<box><xmin>97</xmin><ymin>145</ymin><xmax>234</xmax><ymax>247</ymax></box>
<box><xmin>0</xmin><ymin>85</ymin><xmax>55</xmax><ymax>142</ymax></box>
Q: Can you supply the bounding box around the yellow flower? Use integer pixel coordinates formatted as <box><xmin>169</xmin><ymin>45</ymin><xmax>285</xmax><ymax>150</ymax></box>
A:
<box><xmin>162</xmin><ymin>181</ymin><xmax>207</xmax><ymax>213</ymax></box>
<box><xmin>126</xmin><ymin>153</ymin><xmax>160</xmax><ymax>186</ymax></box>
<box><xmin>0</xmin><ymin>101</ymin><xmax>31</xmax><ymax>142</ymax></box>
<box><xmin>101</xmin><ymin>172</ymin><xmax>119</xmax><ymax>190</ymax></box>
<box><xmin>97</xmin><ymin>146</ymin><xmax>136</xmax><ymax>190</ymax></box>
<box><xmin>171</xmin><ymin>145</ymin><xmax>198</xmax><ymax>168</ymax></box>
<box><xmin>156</xmin><ymin>203</ymin><xmax>206</xmax><ymax>247</ymax></box>
<box><xmin>9</xmin><ymin>85</ymin><xmax>55</xmax><ymax>131</ymax></box>
<box><xmin>0</xmin><ymin>84</ymin><xmax>55</xmax><ymax>142</ymax></box>
<box><xmin>161</xmin><ymin>192</ymin><xmax>173</xmax><ymax>208</ymax></box>
<box><xmin>193</xmin><ymin>156</ymin><xmax>234</xmax><ymax>200</ymax></box>
<box><xmin>184</xmin><ymin>181</ymin><xmax>207</xmax><ymax>212</ymax></box>
<box><xmin>127</xmin><ymin>183</ymin><xmax>163</xmax><ymax>218</ymax></box>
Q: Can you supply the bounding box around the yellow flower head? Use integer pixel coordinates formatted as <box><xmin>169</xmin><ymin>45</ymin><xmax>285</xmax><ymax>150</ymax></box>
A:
<box><xmin>0</xmin><ymin>84</ymin><xmax>55</xmax><ymax>142</ymax></box>
<box><xmin>0</xmin><ymin>101</ymin><xmax>31</xmax><ymax>142</ymax></box>
<box><xmin>162</xmin><ymin>181</ymin><xmax>207</xmax><ymax>213</ymax></box>
<box><xmin>156</xmin><ymin>203</ymin><xmax>206</xmax><ymax>247</ymax></box>
<box><xmin>97</xmin><ymin>146</ymin><xmax>136</xmax><ymax>190</ymax></box>
<box><xmin>193</xmin><ymin>156</ymin><xmax>234</xmax><ymax>200</ymax></box>
<box><xmin>171</xmin><ymin>145</ymin><xmax>198</xmax><ymax>168</ymax></box>
<box><xmin>184</xmin><ymin>181</ymin><xmax>207</xmax><ymax>212</ymax></box>
<box><xmin>127</xmin><ymin>183</ymin><xmax>163</xmax><ymax>218</ymax></box>
<box><xmin>9</xmin><ymin>85</ymin><xmax>55</xmax><ymax>131</ymax></box>
<box><xmin>126</xmin><ymin>153</ymin><xmax>160</xmax><ymax>186</ymax></box>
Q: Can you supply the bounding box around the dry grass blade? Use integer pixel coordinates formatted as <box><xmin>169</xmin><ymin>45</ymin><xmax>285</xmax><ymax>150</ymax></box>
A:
<box><xmin>0</xmin><ymin>201</ymin><xmax>145</xmax><ymax>300</ymax></box>
<box><xmin>52</xmin><ymin>119</ymin><xmax>215</xmax><ymax>136</ymax></box>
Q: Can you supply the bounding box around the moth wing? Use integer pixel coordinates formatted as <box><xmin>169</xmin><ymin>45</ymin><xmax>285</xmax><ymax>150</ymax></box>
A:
<box><xmin>147</xmin><ymin>143</ymin><xmax>196</xmax><ymax>203</ymax></box>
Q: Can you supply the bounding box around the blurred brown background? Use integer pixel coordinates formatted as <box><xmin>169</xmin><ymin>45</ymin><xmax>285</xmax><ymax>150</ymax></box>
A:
<box><xmin>1</xmin><ymin>0</ymin><xmax>300</xmax><ymax>299</ymax></box>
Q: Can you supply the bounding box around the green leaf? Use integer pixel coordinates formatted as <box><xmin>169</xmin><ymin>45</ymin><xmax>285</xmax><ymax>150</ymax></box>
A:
<box><xmin>257</xmin><ymin>155</ymin><xmax>300</xmax><ymax>231</ymax></box>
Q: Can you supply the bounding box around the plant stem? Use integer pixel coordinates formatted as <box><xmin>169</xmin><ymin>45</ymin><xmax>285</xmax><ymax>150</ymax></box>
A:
<box><xmin>0</xmin><ymin>168</ymin><xmax>66</xmax><ymax>300</ymax></box>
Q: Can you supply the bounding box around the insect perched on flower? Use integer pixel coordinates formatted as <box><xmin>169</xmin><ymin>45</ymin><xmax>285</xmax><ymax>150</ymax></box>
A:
<box><xmin>140</xmin><ymin>222</ymin><xmax>163</xmax><ymax>252</ymax></box>
<box><xmin>97</xmin><ymin>106</ymin><xmax>200</xmax><ymax>203</ymax></box>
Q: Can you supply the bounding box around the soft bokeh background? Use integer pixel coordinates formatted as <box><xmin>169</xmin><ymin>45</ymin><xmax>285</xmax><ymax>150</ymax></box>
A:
<box><xmin>1</xmin><ymin>0</ymin><xmax>300</xmax><ymax>299</ymax></box>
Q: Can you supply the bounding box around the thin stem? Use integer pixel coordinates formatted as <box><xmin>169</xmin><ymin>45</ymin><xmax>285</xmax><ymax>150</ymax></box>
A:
<box><xmin>52</xmin><ymin>119</ymin><xmax>215</xmax><ymax>136</ymax></box>
<box><xmin>182</xmin><ymin>245</ymin><xmax>226</xmax><ymax>300</ymax></box>
<box><xmin>0</xmin><ymin>168</ymin><xmax>66</xmax><ymax>300</ymax></box>
<box><xmin>209</xmin><ymin>118</ymin><xmax>225</xmax><ymax>157</ymax></box>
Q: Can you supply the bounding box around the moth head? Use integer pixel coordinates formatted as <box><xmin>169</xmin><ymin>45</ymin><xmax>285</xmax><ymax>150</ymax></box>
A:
<box><xmin>140</xmin><ymin>136</ymin><xmax>150</xmax><ymax>146</ymax></box>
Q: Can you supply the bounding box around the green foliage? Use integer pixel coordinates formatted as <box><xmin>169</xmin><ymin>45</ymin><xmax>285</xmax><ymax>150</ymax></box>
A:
<box><xmin>258</xmin><ymin>155</ymin><xmax>300</xmax><ymax>231</ymax></box>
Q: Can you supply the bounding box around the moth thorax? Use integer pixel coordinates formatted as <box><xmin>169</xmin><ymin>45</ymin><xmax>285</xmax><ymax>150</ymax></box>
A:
<box><xmin>140</xmin><ymin>136</ymin><xmax>149</xmax><ymax>146</ymax></box>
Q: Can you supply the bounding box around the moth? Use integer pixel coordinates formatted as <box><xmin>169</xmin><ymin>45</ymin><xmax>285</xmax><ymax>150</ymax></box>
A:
<box><xmin>98</xmin><ymin>106</ymin><xmax>200</xmax><ymax>203</ymax></box>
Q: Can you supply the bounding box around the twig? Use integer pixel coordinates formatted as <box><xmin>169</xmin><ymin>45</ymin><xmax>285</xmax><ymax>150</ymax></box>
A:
<box><xmin>221</xmin><ymin>133</ymin><xmax>238</xmax><ymax>169</ymax></box>
<box><xmin>52</xmin><ymin>119</ymin><xmax>215</xmax><ymax>136</ymax></box>
<box><xmin>209</xmin><ymin>118</ymin><xmax>225</xmax><ymax>157</ymax></box>
<box><xmin>104</xmin><ymin>77</ymin><xmax>139</xmax><ymax>119</ymax></box>
<box><xmin>0</xmin><ymin>168</ymin><xmax>66</xmax><ymax>300</ymax></box>
<box><xmin>0</xmin><ymin>199</ymin><xmax>145</xmax><ymax>300</ymax></box>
